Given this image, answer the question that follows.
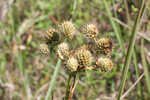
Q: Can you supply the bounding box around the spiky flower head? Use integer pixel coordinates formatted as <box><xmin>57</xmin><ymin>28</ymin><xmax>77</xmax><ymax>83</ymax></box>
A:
<box><xmin>96</xmin><ymin>57</ymin><xmax>113</xmax><ymax>72</ymax></box>
<box><xmin>82</xmin><ymin>24</ymin><xmax>98</xmax><ymax>38</ymax></box>
<box><xmin>44</xmin><ymin>28</ymin><xmax>57</xmax><ymax>42</ymax></box>
<box><xmin>96</xmin><ymin>37</ymin><xmax>112</xmax><ymax>55</ymax></box>
<box><xmin>76</xmin><ymin>47</ymin><xmax>92</xmax><ymax>68</ymax></box>
<box><xmin>57</xmin><ymin>42</ymin><xmax>69</xmax><ymax>60</ymax></box>
<box><xmin>39</xmin><ymin>44</ymin><xmax>50</xmax><ymax>55</ymax></box>
<box><xmin>66</xmin><ymin>57</ymin><xmax>78</xmax><ymax>72</ymax></box>
<box><xmin>59</xmin><ymin>21</ymin><xmax>75</xmax><ymax>39</ymax></box>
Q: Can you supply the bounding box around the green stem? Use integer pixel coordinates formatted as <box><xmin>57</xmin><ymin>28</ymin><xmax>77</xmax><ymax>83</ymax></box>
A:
<box><xmin>45</xmin><ymin>59</ymin><xmax>61</xmax><ymax>100</ymax></box>
<box><xmin>141</xmin><ymin>39</ymin><xmax>150</xmax><ymax>94</ymax></box>
<box><xmin>103</xmin><ymin>0</ymin><xmax>125</xmax><ymax>54</ymax></box>
<box><xmin>65</xmin><ymin>72</ymin><xmax>79</xmax><ymax>100</ymax></box>
<box><xmin>69</xmin><ymin>73</ymin><xmax>79</xmax><ymax>100</ymax></box>
<box><xmin>117</xmin><ymin>1</ymin><xmax>146</xmax><ymax>100</ymax></box>
<box><xmin>133</xmin><ymin>49</ymin><xmax>143</xmax><ymax>99</ymax></box>
<box><xmin>65</xmin><ymin>73</ymin><xmax>73</xmax><ymax>100</ymax></box>
<box><xmin>123</xmin><ymin>0</ymin><xmax>130</xmax><ymax>25</ymax></box>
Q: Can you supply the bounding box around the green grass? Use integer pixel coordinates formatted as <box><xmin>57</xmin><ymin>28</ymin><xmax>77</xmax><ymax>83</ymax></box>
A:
<box><xmin>103</xmin><ymin>0</ymin><xmax>125</xmax><ymax>53</ymax></box>
<box><xmin>45</xmin><ymin>59</ymin><xmax>61</xmax><ymax>100</ymax></box>
<box><xmin>133</xmin><ymin>49</ymin><xmax>142</xmax><ymax>99</ymax></box>
<box><xmin>141</xmin><ymin>39</ymin><xmax>150</xmax><ymax>94</ymax></box>
<box><xmin>117</xmin><ymin>1</ymin><xmax>146</xmax><ymax>100</ymax></box>
<box><xmin>0</xmin><ymin>0</ymin><xmax>150</xmax><ymax>100</ymax></box>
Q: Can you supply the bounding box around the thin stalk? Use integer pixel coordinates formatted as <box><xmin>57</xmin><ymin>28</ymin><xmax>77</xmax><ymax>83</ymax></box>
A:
<box><xmin>70</xmin><ymin>0</ymin><xmax>77</xmax><ymax>21</ymax></box>
<box><xmin>112</xmin><ymin>17</ymin><xmax>150</xmax><ymax>42</ymax></box>
<box><xmin>71</xmin><ymin>0</ymin><xmax>77</xmax><ymax>17</ymax></box>
<box><xmin>68</xmin><ymin>73</ymin><xmax>79</xmax><ymax>100</ymax></box>
<box><xmin>45</xmin><ymin>59</ymin><xmax>61</xmax><ymax>100</ymax></box>
<box><xmin>123</xmin><ymin>0</ymin><xmax>130</xmax><ymax>25</ymax></box>
<box><xmin>141</xmin><ymin>39</ymin><xmax>150</xmax><ymax>94</ymax></box>
<box><xmin>117</xmin><ymin>1</ymin><xmax>146</xmax><ymax>100</ymax></box>
<box><xmin>65</xmin><ymin>73</ymin><xmax>73</xmax><ymax>100</ymax></box>
<box><xmin>103</xmin><ymin>0</ymin><xmax>125</xmax><ymax>54</ymax></box>
<box><xmin>112</xmin><ymin>0</ymin><xmax>121</xmax><ymax>40</ymax></box>
<box><xmin>133</xmin><ymin>49</ymin><xmax>142</xmax><ymax>99</ymax></box>
<box><xmin>121</xmin><ymin>73</ymin><xmax>144</xmax><ymax>100</ymax></box>
<box><xmin>17</xmin><ymin>52</ymin><xmax>32</xmax><ymax>100</ymax></box>
<box><xmin>65</xmin><ymin>72</ymin><xmax>78</xmax><ymax>100</ymax></box>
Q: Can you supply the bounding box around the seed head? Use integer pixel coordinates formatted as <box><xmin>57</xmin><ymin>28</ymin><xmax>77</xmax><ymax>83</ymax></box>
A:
<box><xmin>44</xmin><ymin>28</ymin><xmax>57</xmax><ymax>42</ymax></box>
<box><xmin>96</xmin><ymin>37</ymin><xmax>112</xmax><ymax>55</ymax></box>
<box><xmin>59</xmin><ymin>21</ymin><xmax>75</xmax><ymax>39</ymax></box>
<box><xmin>96</xmin><ymin>57</ymin><xmax>113</xmax><ymax>72</ymax></box>
<box><xmin>66</xmin><ymin>57</ymin><xmax>78</xmax><ymax>72</ymax></box>
<box><xmin>39</xmin><ymin>44</ymin><xmax>50</xmax><ymax>55</ymax></box>
<box><xmin>82</xmin><ymin>24</ymin><xmax>98</xmax><ymax>38</ymax></box>
<box><xmin>76</xmin><ymin>47</ymin><xmax>92</xmax><ymax>68</ymax></box>
<box><xmin>57</xmin><ymin>42</ymin><xmax>69</xmax><ymax>60</ymax></box>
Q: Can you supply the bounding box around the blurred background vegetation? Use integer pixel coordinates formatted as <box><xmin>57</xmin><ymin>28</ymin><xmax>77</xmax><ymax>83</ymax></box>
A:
<box><xmin>0</xmin><ymin>0</ymin><xmax>150</xmax><ymax>100</ymax></box>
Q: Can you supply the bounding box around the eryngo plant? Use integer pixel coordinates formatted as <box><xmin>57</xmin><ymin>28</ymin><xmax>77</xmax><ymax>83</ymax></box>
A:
<box><xmin>40</xmin><ymin>21</ymin><xmax>114</xmax><ymax>100</ymax></box>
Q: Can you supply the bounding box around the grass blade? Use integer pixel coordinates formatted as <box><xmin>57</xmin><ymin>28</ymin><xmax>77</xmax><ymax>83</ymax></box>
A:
<box><xmin>141</xmin><ymin>39</ymin><xmax>150</xmax><ymax>93</ymax></box>
<box><xmin>103</xmin><ymin>0</ymin><xmax>125</xmax><ymax>53</ymax></box>
<box><xmin>133</xmin><ymin>49</ymin><xmax>142</xmax><ymax>98</ymax></box>
<box><xmin>123</xmin><ymin>0</ymin><xmax>130</xmax><ymax>25</ymax></box>
<box><xmin>117</xmin><ymin>1</ymin><xmax>146</xmax><ymax>100</ymax></box>
<box><xmin>17</xmin><ymin>52</ymin><xmax>32</xmax><ymax>99</ymax></box>
<box><xmin>45</xmin><ymin>59</ymin><xmax>61</xmax><ymax>100</ymax></box>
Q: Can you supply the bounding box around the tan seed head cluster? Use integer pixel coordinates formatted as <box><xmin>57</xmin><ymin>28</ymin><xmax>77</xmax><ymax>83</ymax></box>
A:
<box><xmin>44</xmin><ymin>28</ymin><xmax>57</xmax><ymax>42</ymax></box>
<box><xmin>83</xmin><ymin>24</ymin><xmax>98</xmax><ymax>38</ymax></box>
<box><xmin>76</xmin><ymin>48</ymin><xmax>92</xmax><ymax>68</ymax></box>
<box><xmin>39</xmin><ymin>44</ymin><xmax>50</xmax><ymax>55</ymax></box>
<box><xmin>40</xmin><ymin>21</ymin><xmax>114</xmax><ymax>73</ymax></box>
<box><xmin>57</xmin><ymin>42</ymin><xmax>69</xmax><ymax>60</ymax></box>
<box><xmin>59</xmin><ymin>21</ymin><xmax>75</xmax><ymax>39</ymax></box>
<box><xmin>66</xmin><ymin>57</ymin><xmax>79</xmax><ymax>72</ymax></box>
<box><xmin>96</xmin><ymin>37</ymin><xmax>112</xmax><ymax>55</ymax></box>
<box><xmin>96</xmin><ymin>57</ymin><xmax>113</xmax><ymax>72</ymax></box>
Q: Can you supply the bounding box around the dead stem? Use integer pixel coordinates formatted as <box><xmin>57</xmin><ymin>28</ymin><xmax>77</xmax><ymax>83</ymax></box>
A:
<box><xmin>68</xmin><ymin>73</ymin><xmax>79</xmax><ymax>100</ymax></box>
<box><xmin>65</xmin><ymin>72</ymin><xmax>78</xmax><ymax>100</ymax></box>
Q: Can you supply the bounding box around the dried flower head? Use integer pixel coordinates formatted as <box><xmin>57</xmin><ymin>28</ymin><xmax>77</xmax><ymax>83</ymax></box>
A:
<box><xmin>39</xmin><ymin>44</ymin><xmax>50</xmax><ymax>55</ymax></box>
<box><xmin>96</xmin><ymin>57</ymin><xmax>113</xmax><ymax>72</ymax></box>
<box><xmin>96</xmin><ymin>37</ymin><xmax>112</xmax><ymax>55</ymax></box>
<box><xmin>59</xmin><ymin>21</ymin><xmax>75</xmax><ymax>39</ymax></box>
<box><xmin>57</xmin><ymin>42</ymin><xmax>69</xmax><ymax>60</ymax></box>
<box><xmin>76</xmin><ymin>47</ymin><xmax>92</xmax><ymax>68</ymax></box>
<box><xmin>66</xmin><ymin>57</ymin><xmax>78</xmax><ymax>72</ymax></box>
<box><xmin>44</xmin><ymin>28</ymin><xmax>57</xmax><ymax>42</ymax></box>
<box><xmin>82</xmin><ymin>24</ymin><xmax>98</xmax><ymax>38</ymax></box>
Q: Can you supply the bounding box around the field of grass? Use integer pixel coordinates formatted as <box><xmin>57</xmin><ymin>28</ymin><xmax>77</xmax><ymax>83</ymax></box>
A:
<box><xmin>0</xmin><ymin>0</ymin><xmax>150</xmax><ymax>100</ymax></box>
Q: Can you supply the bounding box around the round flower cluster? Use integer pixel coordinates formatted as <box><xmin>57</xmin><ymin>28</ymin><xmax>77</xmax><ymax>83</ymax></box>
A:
<box><xmin>40</xmin><ymin>21</ymin><xmax>114</xmax><ymax>72</ymax></box>
<box><xmin>76</xmin><ymin>47</ymin><xmax>92</xmax><ymax>69</ymax></box>
<box><xmin>96</xmin><ymin>37</ymin><xmax>112</xmax><ymax>55</ymax></box>
<box><xmin>82</xmin><ymin>24</ymin><xmax>98</xmax><ymax>38</ymax></box>
<box><xmin>59</xmin><ymin>21</ymin><xmax>75</xmax><ymax>39</ymax></box>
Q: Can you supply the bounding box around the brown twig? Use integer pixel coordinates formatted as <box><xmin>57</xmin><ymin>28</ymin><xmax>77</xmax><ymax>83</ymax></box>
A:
<box><xmin>121</xmin><ymin>73</ymin><xmax>144</xmax><ymax>100</ymax></box>
<box><xmin>68</xmin><ymin>74</ymin><xmax>78</xmax><ymax>100</ymax></box>
<box><xmin>65</xmin><ymin>74</ymin><xmax>73</xmax><ymax>100</ymax></box>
